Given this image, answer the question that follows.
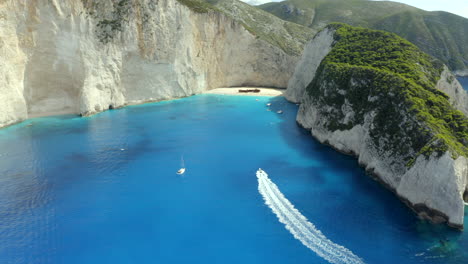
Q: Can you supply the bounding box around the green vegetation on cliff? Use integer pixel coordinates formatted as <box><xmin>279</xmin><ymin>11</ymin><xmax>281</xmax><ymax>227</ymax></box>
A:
<box><xmin>259</xmin><ymin>0</ymin><xmax>468</xmax><ymax>73</ymax></box>
<box><xmin>308</xmin><ymin>24</ymin><xmax>468</xmax><ymax>165</ymax></box>
<box><xmin>177</xmin><ymin>0</ymin><xmax>219</xmax><ymax>13</ymax></box>
<box><xmin>375</xmin><ymin>11</ymin><xmax>468</xmax><ymax>73</ymax></box>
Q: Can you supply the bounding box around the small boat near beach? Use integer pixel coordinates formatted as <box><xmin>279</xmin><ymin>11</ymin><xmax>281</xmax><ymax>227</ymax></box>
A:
<box><xmin>266</xmin><ymin>103</ymin><xmax>271</xmax><ymax>106</ymax></box>
<box><xmin>239</xmin><ymin>88</ymin><xmax>260</xmax><ymax>93</ymax></box>
<box><xmin>277</xmin><ymin>110</ymin><xmax>283</xmax><ymax>114</ymax></box>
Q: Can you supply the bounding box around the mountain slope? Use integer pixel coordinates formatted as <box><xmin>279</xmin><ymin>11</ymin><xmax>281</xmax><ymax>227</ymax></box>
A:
<box><xmin>260</xmin><ymin>0</ymin><xmax>418</xmax><ymax>28</ymax></box>
<box><xmin>201</xmin><ymin>0</ymin><xmax>314</xmax><ymax>55</ymax></box>
<box><xmin>375</xmin><ymin>11</ymin><xmax>468</xmax><ymax>75</ymax></box>
<box><xmin>258</xmin><ymin>0</ymin><xmax>468</xmax><ymax>74</ymax></box>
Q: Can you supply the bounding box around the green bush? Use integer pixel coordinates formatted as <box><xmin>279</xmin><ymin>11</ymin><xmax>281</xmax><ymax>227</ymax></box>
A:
<box><xmin>176</xmin><ymin>0</ymin><xmax>218</xmax><ymax>13</ymax></box>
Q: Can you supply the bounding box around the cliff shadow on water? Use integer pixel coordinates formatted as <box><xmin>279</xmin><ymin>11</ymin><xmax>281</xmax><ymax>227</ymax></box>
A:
<box><xmin>265</xmin><ymin>96</ymin><xmax>464</xmax><ymax>260</ymax></box>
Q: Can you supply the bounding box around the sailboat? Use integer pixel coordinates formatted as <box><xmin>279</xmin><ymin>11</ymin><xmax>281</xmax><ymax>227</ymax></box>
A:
<box><xmin>176</xmin><ymin>156</ymin><xmax>186</xmax><ymax>175</ymax></box>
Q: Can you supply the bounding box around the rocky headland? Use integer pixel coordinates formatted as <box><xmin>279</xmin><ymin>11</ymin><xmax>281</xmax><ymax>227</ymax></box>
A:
<box><xmin>287</xmin><ymin>23</ymin><xmax>468</xmax><ymax>229</ymax></box>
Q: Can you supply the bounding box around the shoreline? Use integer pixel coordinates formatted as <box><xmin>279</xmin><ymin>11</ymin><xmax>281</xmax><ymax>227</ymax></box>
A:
<box><xmin>2</xmin><ymin>87</ymin><xmax>286</xmax><ymax>128</ymax></box>
<box><xmin>28</xmin><ymin>109</ymin><xmax>77</xmax><ymax>119</ymax></box>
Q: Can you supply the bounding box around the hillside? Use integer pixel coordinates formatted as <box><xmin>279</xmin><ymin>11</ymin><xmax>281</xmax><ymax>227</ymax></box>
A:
<box><xmin>287</xmin><ymin>23</ymin><xmax>468</xmax><ymax>229</ymax></box>
<box><xmin>199</xmin><ymin>0</ymin><xmax>314</xmax><ymax>55</ymax></box>
<box><xmin>258</xmin><ymin>0</ymin><xmax>468</xmax><ymax>75</ymax></box>
<box><xmin>375</xmin><ymin>11</ymin><xmax>468</xmax><ymax>75</ymax></box>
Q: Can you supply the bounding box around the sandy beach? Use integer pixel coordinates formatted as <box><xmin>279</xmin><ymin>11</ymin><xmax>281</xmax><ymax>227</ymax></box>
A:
<box><xmin>203</xmin><ymin>87</ymin><xmax>285</xmax><ymax>96</ymax></box>
<box><xmin>28</xmin><ymin>109</ymin><xmax>77</xmax><ymax>118</ymax></box>
<box><xmin>26</xmin><ymin>87</ymin><xmax>284</xmax><ymax>120</ymax></box>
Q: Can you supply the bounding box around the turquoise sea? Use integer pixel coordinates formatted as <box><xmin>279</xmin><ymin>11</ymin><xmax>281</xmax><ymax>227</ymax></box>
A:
<box><xmin>0</xmin><ymin>92</ymin><xmax>468</xmax><ymax>264</ymax></box>
<box><xmin>459</xmin><ymin>77</ymin><xmax>468</xmax><ymax>90</ymax></box>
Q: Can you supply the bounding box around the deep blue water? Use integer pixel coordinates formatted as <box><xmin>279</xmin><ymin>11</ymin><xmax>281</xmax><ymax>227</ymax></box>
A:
<box><xmin>458</xmin><ymin>77</ymin><xmax>468</xmax><ymax>90</ymax></box>
<box><xmin>0</xmin><ymin>95</ymin><xmax>467</xmax><ymax>264</ymax></box>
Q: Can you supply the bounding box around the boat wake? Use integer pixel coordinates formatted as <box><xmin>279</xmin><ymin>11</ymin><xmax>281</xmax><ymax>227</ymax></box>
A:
<box><xmin>256</xmin><ymin>169</ymin><xmax>364</xmax><ymax>264</ymax></box>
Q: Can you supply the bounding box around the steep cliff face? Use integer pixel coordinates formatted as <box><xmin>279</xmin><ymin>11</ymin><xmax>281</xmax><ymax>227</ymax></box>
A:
<box><xmin>437</xmin><ymin>66</ymin><xmax>468</xmax><ymax>116</ymax></box>
<box><xmin>289</xmin><ymin>24</ymin><xmax>468</xmax><ymax>229</ymax></box>
<box><xmin>0</xmin><ymin>0</ymin><xmax>299</xmax><ymax>127</ymax></box>
<box><xmin>285</xmin><ymin>28</ymin><xmax>334</xmax><ymax>103</ymax></box>
<box><xmin>205</xmin><ymin>0</ymin><xmax>314</xmax><ymax>56</ymax></box>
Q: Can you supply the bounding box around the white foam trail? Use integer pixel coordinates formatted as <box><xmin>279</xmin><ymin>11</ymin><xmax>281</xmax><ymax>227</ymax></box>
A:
<box><xmin>256</xmin><ymin>169</ymin><xmax>365</xmax><ymax>264</ymax></box>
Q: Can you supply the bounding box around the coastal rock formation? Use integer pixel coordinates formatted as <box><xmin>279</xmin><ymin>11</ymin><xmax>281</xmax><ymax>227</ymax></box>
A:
<box><xmin>285</xmin><ymin>28</ymin><xmax>334</xmax><ymax>103</ymax></box>
<box><xmin>0</xmin><ymin>0</ymin><xmax>302</xmax><ymax>127</ymax></box>
<box><xmin>288</xmin><ymin>23</ymin><xmax>468</xmax><ymax>229</ymax></box>
<box><xmin>437</xmin><ymin>66</ymin><xmax>468</xmax><ymax>115</ymax></box>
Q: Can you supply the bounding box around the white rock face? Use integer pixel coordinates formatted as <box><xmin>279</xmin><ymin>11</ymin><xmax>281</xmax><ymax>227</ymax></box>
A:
<box><xmin>297</xmin><ymin>92</ymin><xmax>468</xmax><ymax>228</ymax></box>
<box><xmin>437</xmin><ymin>66</ymin><xmax>468</xmax><ymax>115</ymax></box>
<box><xmin>289</xmin><ymin>29</ymin><xmax>468</xmax><ymax>228</ymax></box>
<box><xmin>0</xmin><ymin>0</ymin><xmax>297</xmax><ymax>127</ymax></box>
<box><xmin>285</xmin><ymin>28</ymin><xmax>335</xmax><ymax>103</ymax></box>
<box><xmin>397</xmin><ymin>153</ymin><xmax>468</xmax><ymax>226</ymax></box>
<box><xmin>0</xmin><ymin>8</ymin><xmax>28</xmax><ymax>126</ymax></box>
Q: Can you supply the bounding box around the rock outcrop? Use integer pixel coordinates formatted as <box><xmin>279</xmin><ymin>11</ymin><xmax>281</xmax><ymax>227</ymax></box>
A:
<box><xmin>0</xmin><ymin>0</ymin><xmax>301</xmax><ymax>127</ymax></box>
<box><xmin>437</xmin><ymin>66</ymin><xmax>468</xmax><ymax>116</ymax></box>
<box><xmin>285</xmin><ymin>28</ymin><xmax>334</xmax><ymax>103</ymax></box>
<box><xmin>288</xmin><ymin>23</ymin><xmax>468</xmax><ymax>229</ymax></box>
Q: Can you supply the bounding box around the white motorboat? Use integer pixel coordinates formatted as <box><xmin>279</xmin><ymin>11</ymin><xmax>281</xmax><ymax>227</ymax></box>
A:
<box><xmin>176</xmin><ymin>156</ymin><xmax>186</xmax><ymax>175</ymax></box>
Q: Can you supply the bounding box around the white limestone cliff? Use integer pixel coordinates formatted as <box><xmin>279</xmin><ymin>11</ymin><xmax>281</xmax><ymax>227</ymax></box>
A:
<box><xmin>437</xmin><ymin>66</ymin><xmax>468</xmax><ymax>116</ymax></box>
<box><xmin>289</xmin><ymin>29</ymin><xmax>468</xmax><ymax>229</ymax></box>
<box><xmin>285</xmin><ymin>28</ymin><xmax>335</xmax><ymax>103</ymax></box>
<box><xmin>0</xmin><ymin>0</ymin><xmax>297</xmax><ymax>127</ymax></box>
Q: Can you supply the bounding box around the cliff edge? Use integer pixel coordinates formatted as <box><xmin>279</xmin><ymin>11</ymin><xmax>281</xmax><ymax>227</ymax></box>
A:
<box><xmin>288</xmin><ymin>23</ymin><xmax>468</xmax><ymax>229</ymax></box>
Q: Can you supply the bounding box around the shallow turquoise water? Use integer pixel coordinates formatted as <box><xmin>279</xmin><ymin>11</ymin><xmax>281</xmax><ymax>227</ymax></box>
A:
<box><xmin>459</xmin><ymin>77</ymin><xmax>468</xmax><ymax>90</ymax></box>
<box><xmin>0</xmin><ymin>95</ymin><xmax>467</xmax><ymax>264</ymax></box>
